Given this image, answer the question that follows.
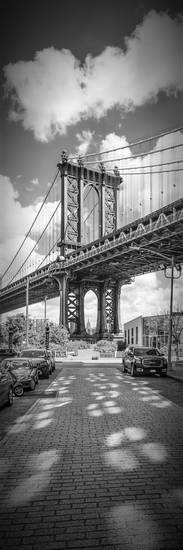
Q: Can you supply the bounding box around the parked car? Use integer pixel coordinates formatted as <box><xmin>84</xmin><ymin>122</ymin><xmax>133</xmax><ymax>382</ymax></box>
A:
<box><xmin>0</xmin><ymin>348</ymin><xmax>17</xmax><ymax>363</ymax></box>
<box><xmin>0</xmin><ymin>365</ymin><xmax>14</xmax><ymax>407</ymax></box>
<box><xmin>19</xmin><ymin>349</ymin><xmax>50</xmax><ymax>379</ymax></box>
<box><xmin>122</xmin><ymin>346</ymin><xmax>167</xmax><ymax>377</ymax></box>
<box><xmin>2</xmin><ymin>357</ymin><xmax>39</xmax><ymax>385</ymax></box>
<box><xmin>2</xmin><ymin>360</ymin><xmax>37</xmax><ymax>390</ymax></box>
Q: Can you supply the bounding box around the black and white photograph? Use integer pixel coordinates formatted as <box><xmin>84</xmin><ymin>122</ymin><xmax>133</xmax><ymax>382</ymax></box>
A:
<box><xmin>0</xmin><ymin>1</ymin><xmax>183</xmax><ymax>549</ymax></box>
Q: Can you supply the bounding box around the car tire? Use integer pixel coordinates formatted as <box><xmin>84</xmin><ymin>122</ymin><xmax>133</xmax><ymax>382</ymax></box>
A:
<box><xmin>7</xmin><ymin>387</ymin><xmax>13</xmax><ymax>406</ymax></box>
<box><xmin>14</xmin><ymin>384</ymin><xmax>24</xmax><ymax>397</ymax></box>
<box><xmin>30</xmin><ymin>379</ymin><xmax>36</xmax><ymax>391</ymax></box>
<box><xmin>130</xmin><ymin>363</ymin><xmax>136</xmax><ymax>377</ymax></box>
<box><xmin>160</xmin><ymin>371</ymin><xmax>167</xmax><ymax>377</ymax></box>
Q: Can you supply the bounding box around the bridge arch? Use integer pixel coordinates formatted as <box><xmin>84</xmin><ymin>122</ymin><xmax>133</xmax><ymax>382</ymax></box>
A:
<box><xmin>84</xmin><ymin>290</ymin><xmax>98</xmax><ymax>334</ymax></box>
<box><xmin>83</xmin><ymin>184</ymin><xmax>100</xmax><ymax>244</ymax></box>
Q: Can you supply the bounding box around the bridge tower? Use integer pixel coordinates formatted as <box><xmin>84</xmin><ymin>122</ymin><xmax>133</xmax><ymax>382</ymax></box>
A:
<box><xmin>56</xmin><ymin>152</ymin><xmax>122</xmax><ymax>339</ymax></box>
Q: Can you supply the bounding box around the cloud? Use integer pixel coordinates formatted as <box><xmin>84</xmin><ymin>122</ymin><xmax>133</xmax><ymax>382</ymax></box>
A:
<box><xmin>31</xmin><ymin>177</ymin><xmax>39</xmax><ymax>186</ymax></box>
<box><xmin>76</xmin><ymin>130</ymin><xmax>94</xmax><ymax>155</ymax></box>
<box><xmin>121</xmin><ymin>270</ymin><xmax>183</xmax><ymax>325</ymax></box>
<box><xmin>0</xmin><ymin>175</ymin><xmax>36</xmax><ymax>244</ymax></box>
<box><xmin>4</xmin><ymin>11</ymin><xmax>183</xmax><ymax>141</ymax></box>
<box><xmin>99</xmin><ymin>130</ymin><xmax>183</xmax><ymax>225</ymax></box>
<box><xmin>0</xmin><ymin>175</ymin><xmax>59</xmax><ymax>285</ymax></box>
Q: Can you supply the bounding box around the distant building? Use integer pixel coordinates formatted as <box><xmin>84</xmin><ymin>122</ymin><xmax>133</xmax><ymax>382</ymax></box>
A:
<box><xmin>124</xmin><ymin>313</ymin><xmax>183</xmax><ymax>352</ymax></box>
<box><xmin>32</xmin><ymin>318</ymin><xmax>46</xmax><ymax>331</ymax></box>
<box><xmin>86</xmin><ymin>318</ymin><xmax>93</xmax><ymax>335</ymax></box>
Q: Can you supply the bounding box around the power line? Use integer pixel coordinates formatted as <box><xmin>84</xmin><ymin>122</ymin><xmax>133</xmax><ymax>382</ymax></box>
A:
<box><xmin>69</xmin><ymin>126</ymin><xmax>183</xmax><ymax>161</ymax></box>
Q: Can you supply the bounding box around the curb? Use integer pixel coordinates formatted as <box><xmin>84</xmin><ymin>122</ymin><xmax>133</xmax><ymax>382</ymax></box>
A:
<box><xmin>167</xmin><ymin>373</ymin><xmax>183</xmax><ymax>383</ymax></box>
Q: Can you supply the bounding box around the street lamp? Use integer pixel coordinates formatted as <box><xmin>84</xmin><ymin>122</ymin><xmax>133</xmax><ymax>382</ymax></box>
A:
<box><xmin>129</xmin><ymin>245</ymin><xmax>182</xmax><ymax>370</ymax></box>
<box><xmin>47</xmin><ymin>255</ymin><xmax>66</xmax><ymax>326</ymax></box>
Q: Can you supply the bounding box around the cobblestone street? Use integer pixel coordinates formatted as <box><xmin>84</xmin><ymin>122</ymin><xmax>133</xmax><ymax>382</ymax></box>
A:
<box><xmin>0</xmin><ymin>365</ymin><xmax>183</xmax><ymax>549</ymax></box>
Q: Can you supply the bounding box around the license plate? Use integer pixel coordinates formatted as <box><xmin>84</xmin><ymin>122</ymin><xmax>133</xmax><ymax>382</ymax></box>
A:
<box><xmin>150</xmin><ymin>369</ymin><xmax>156</xmax><ymax>373</ymax></box>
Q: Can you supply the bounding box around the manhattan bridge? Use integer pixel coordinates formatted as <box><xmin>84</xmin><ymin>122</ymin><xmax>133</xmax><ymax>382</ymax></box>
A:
<box><xmin>0</xmin><ymin>127</ymin><xmax>183</xmax><ymax>339</ymax></box>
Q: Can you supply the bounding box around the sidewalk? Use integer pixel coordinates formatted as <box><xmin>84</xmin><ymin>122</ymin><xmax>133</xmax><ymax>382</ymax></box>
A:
<box><xmin>167</xmin><ymin>363</ymin><xmax>183</xmax><ymax>383</ymax></box>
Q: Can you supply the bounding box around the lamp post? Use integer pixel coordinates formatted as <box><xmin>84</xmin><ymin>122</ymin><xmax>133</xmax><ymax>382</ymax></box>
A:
<box><xmin>129</xmin><ymin>245</ymin><xmax>182</xmax><ymax>370</ymax></box>
<box><xmin>26</xmin><ymin>276</ymin><xmax>29</xmax><ymax>346</ymax></box>
<box><xmin>47</xmin><ymin>255</ymin><xmax>66</xmax><ymax>327</ymax></box>
<box><xmin>44</xmin><ymin>296</ymin><xmax>47</xmax><ymax>324</ymax></box>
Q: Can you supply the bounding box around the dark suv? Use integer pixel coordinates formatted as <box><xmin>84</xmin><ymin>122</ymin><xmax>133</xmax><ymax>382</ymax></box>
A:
<box><xmin>122</xmin><ymin>346</ymin><xmax>167</xmax><ymax>377</ymax></box>
<box><xmin>20</xmin><ymin>349</ymin><xmax>51</xmax><ymax>379</ymax></box>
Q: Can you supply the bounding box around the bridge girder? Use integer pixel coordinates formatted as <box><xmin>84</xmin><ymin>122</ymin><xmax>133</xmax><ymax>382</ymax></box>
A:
<box><xmin>0</xmin><ymin>198</ymin><xmax>183</xmax><ymax>317</ymax></box>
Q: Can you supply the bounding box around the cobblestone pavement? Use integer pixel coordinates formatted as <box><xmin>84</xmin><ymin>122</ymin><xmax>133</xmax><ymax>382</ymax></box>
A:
<box><xmin>0</xmin><ymin>365</ymin><xmax>183</xmax><ymax>550</ymax></box>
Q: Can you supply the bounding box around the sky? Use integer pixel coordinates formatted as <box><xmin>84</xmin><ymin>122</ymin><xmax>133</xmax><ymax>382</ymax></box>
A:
<box><xmin>0</xmin><ymin>0</ymin><xmax>183</xmax><ymax>329</ymax></box>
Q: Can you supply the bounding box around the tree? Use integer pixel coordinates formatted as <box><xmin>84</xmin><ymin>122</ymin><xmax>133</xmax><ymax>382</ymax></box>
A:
<box><xmin>172</xmin><ymin>309</ymin><xmax>183</xmax><ymax>358</ymax></box>
<box><xmin>160</xmin><ymin>308</ymin><xmax>183</xmax><ymax>358</ymax></box>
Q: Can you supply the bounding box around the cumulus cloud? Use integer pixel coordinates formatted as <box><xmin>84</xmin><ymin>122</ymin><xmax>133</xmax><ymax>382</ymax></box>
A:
<box><xmin>76</xmin><ymin>130</ymin><xmax>94</xmax><ymax>155</ymax></box>
<box><xmin>0</xmin><ymin>175</ymin><xmax>60</xmax><ymax>286</ymax></box>
<box><xmin>121</xmin><ymin>270</ymin><xmax>183</xmax><ymax>325</ymax></box>
<box><xmin>99</xmin><ymin>130</ymin><xmax>183</xmax><ymax>225</ymax></box>
<box><xmin>31</xmin><ymin>177</ymin><xmax>39</xmax><ymax>186</ymax></box>
<box><xmin>0</xmin><ymin>175</ymin><xmax>36</xmax><ymax>243</ymax></box>
<box><xmin>4</xmin><ymin>11</ymin><xmax>183</xmax><ymax>141</ymax></box>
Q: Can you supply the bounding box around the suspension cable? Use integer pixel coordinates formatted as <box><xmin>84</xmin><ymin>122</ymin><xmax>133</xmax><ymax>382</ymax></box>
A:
<box><xmin>108</xmin><ymin>159</ymin><xmax>183</xmax><ymax>171</ymax></box>
<box><xmin>37</xmin><ymin>233</ymin><xmax>62</xmax><ymax>270</ymax></box>
<box><xmin>9</xmin><ymin>200</ymin><xmax>61</xmax><ymax>285</ymax></box>
<box><xmin>108</xmin><ymin>167</ymin><xmax>183</xmax><ymax>175</ymax></box>
<box><xmin>2</xmin><ymin>170</ymin><xmax>59</xmax><ymax>280</ymax></box>
<box><xmin>82</xmin><ymin>143</ymin><xmax>183</xmax><ymax>166</ymax></box>
<box><xmin>69</xmin><ymin>126</ymin><xmax>183</xmax><ymax>161</ymax></box>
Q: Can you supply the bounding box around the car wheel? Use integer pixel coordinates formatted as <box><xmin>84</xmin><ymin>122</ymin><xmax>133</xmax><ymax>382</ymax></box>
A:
<box><xmin>30</xmin><ymin>379</ymin><xmax>36</xmax><ymax>391</ymax></box>
<box><xmin>130</xmin><ymin>363</ymin><xmax>136</xmax><ymax>377</ymax></box>
<box><xmin>160</xmin><ymin>371</ymin><xmax>167</xmax><ymax>377</ymax></box>
<box><xmin>7</xmin><ymin>387</ymin><xmax>13</xmax><ymax>406</ymax></box>
<box><xmin>14</xmin><ymin>384</ymin><xmax>24</xmax><ymax>397</ymax></box>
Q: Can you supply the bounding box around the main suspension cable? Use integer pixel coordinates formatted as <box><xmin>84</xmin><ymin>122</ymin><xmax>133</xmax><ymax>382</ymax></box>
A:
<box><xmin>2</xmin><ymin>170</ymin><xmax>59</xmax><ymax>280</ymax></box>
<box><xmin>9</xmin><ymin>200</ymin><xmax>61</xmax><ymax>285</ymax></box>
<box><xmin>69</xmin><ymin>126</ymin><xmax>183</xmax><ymax>161</ymax></box>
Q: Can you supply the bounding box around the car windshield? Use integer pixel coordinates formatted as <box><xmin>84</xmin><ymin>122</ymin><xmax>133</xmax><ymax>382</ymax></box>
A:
<box><xmin>133</xmin><ymin>348</ymin><xmax>160</xmax><ymax>356</ymax></box>
<box><xmin>9</xmin><ymin>361</ymin><xmax>29</xmax><ymax>368</ymax></box>
<box><xmin>21</xmin><ymin>350</ymin><xmax>45</xmax><ymax>358</ymax></box>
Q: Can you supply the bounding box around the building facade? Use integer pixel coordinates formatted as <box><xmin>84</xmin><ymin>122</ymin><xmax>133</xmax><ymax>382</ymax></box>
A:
<box><xmin>124</xmin><ymin>313</ymin><xmax>183</xmax><ymax>354</ymax></box>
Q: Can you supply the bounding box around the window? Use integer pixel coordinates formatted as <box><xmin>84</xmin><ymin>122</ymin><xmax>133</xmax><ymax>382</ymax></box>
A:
<box><xmin>136</xmin><ymin>326</ymin><xmax>138</xmax><ymax>344</ymax></box>
<box><xmin>128</xmin><ymin>329</ymin><xmax>130</xmax><ymax>344</ymax></box>
<box><xmin>131</xmin><ymin>327</ymin><xmax>134</xmax><ymax>344</ymax></box>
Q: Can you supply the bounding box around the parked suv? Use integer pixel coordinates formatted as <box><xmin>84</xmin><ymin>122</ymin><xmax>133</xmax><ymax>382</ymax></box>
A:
<box><xmin>20</xmin><ymin>349</ymin><xmax>51</xmax><ymax>379</ymax></box>
<box><xmin>122</xmin><ymin>346</ymin><xmax>167</xmax><ymax>377</ymax></box>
